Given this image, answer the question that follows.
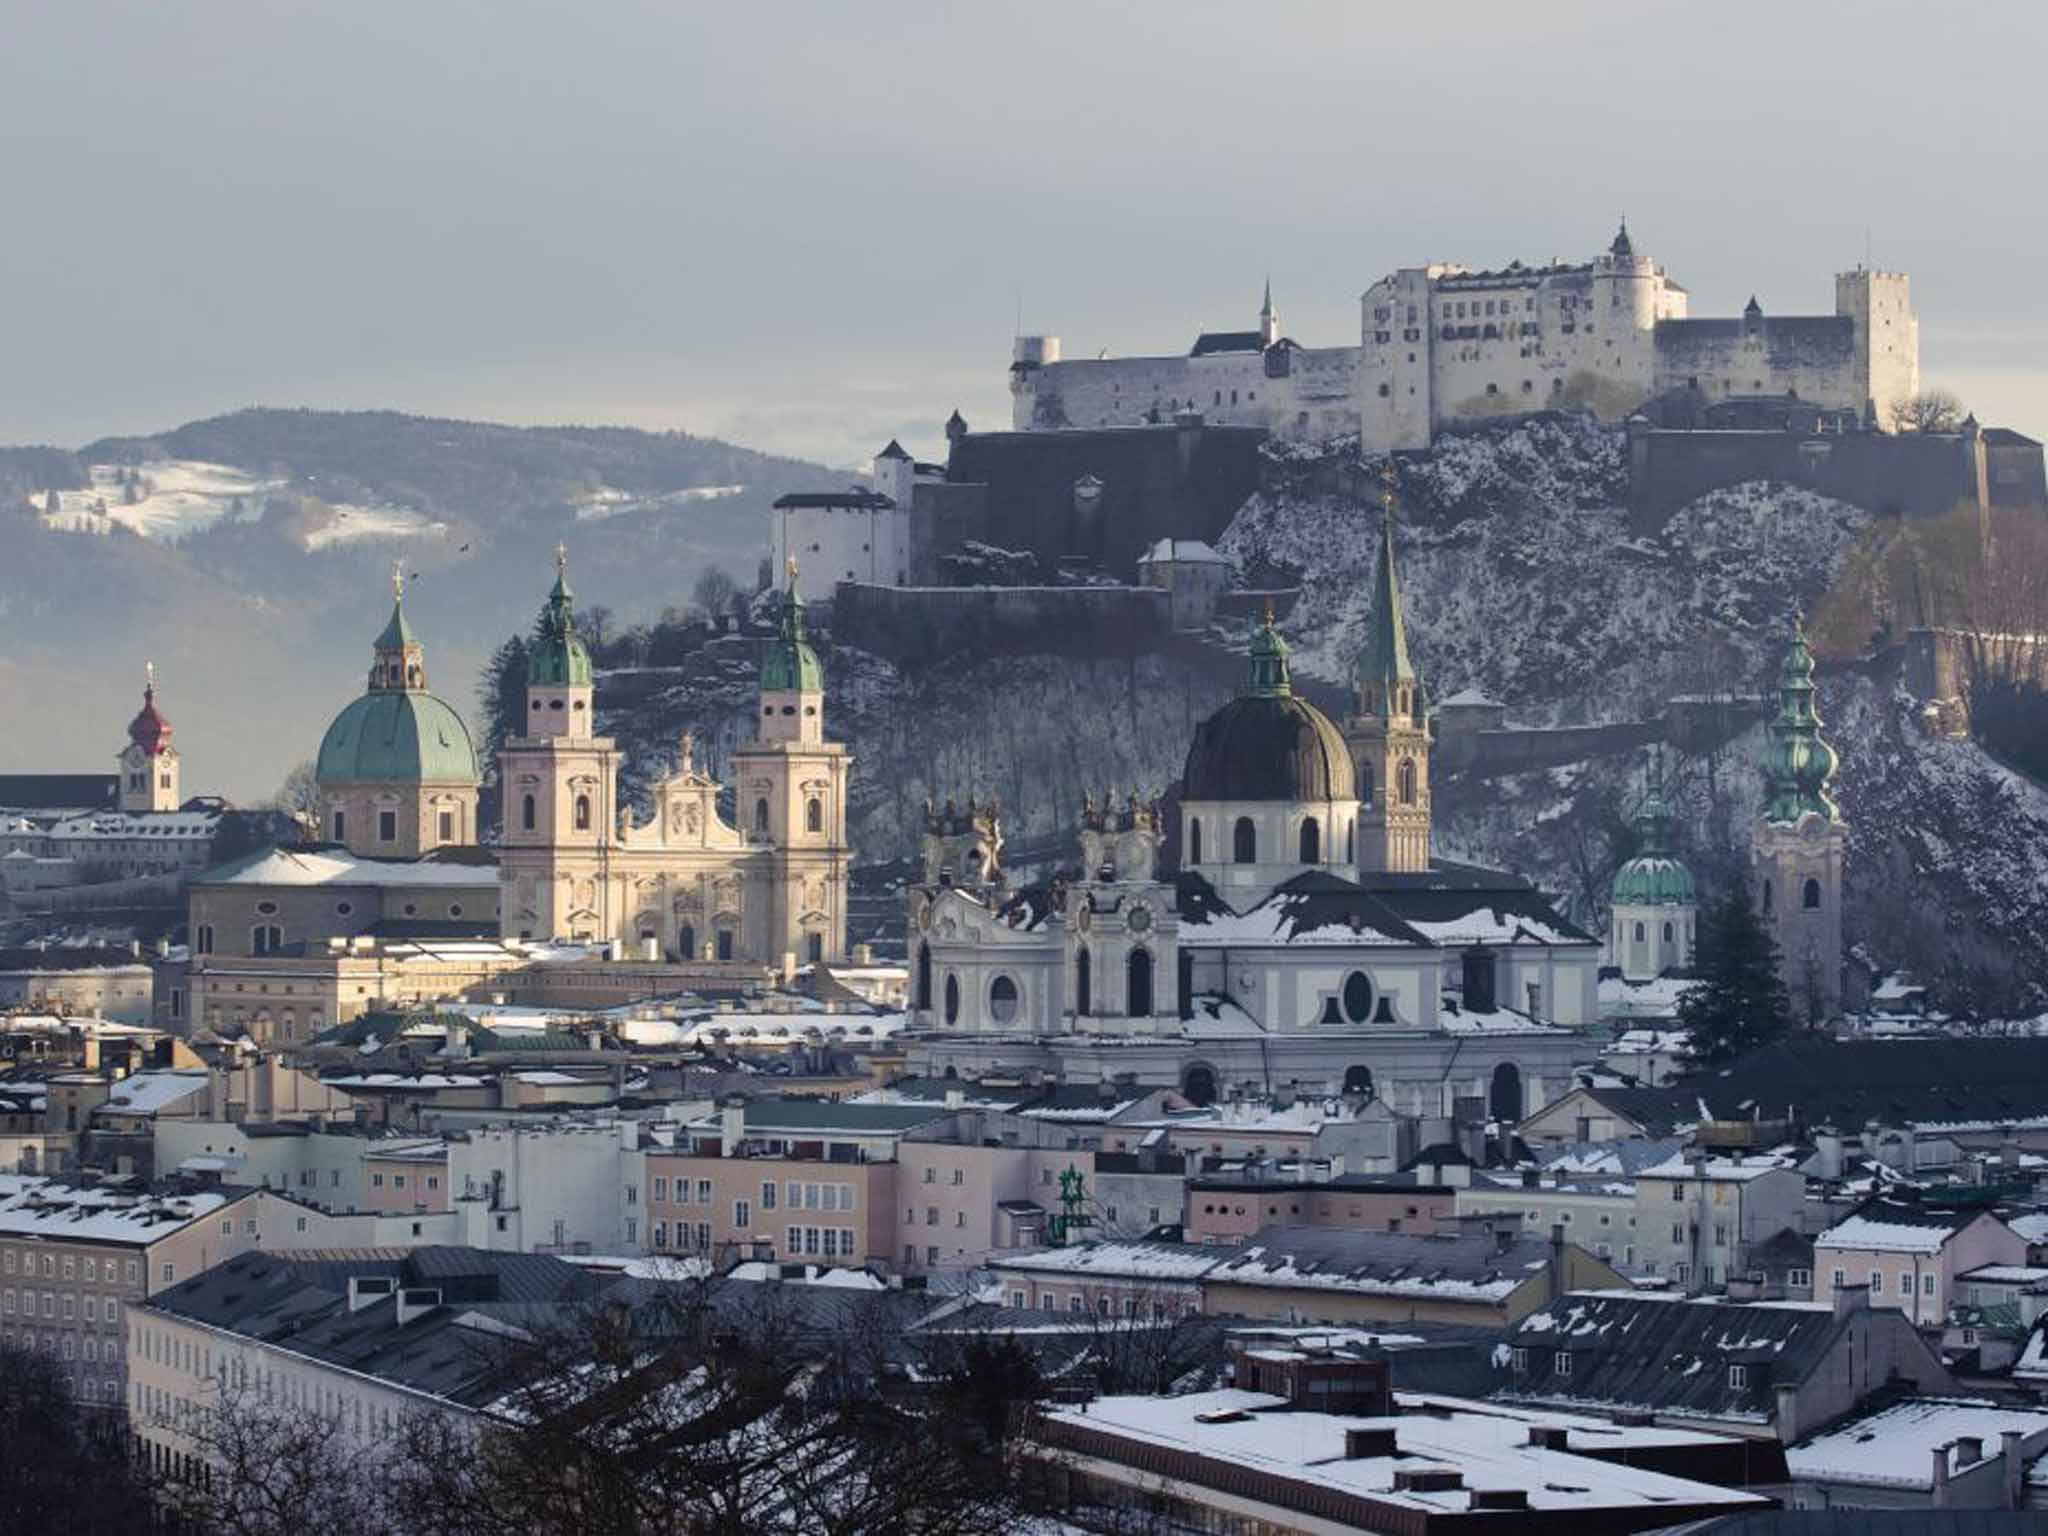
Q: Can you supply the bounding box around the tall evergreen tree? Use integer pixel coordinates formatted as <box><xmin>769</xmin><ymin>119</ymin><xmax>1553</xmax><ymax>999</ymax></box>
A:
<box><xmin>1678</xmin><ymin>883</ymin><xmax>1793</xmax><ymax>1066</ymax></box>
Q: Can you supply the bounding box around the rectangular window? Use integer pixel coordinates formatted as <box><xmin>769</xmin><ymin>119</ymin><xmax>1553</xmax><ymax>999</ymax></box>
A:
<box><xmin>734</xmin><ymin>1199</ymin><xmax>751</xmax><ymax>1229</ymax></box>
<box><xmin>951</xmin><ymin>1169</ymin><xmax>964</xmax><ymax>1186</ymax></box>
<box><xmin>378</xmin><ymin>811</ymin><xmax>397</xmax><ymax>843</ymax></box>
<box><xmin>1789</xmin><ymin>1268</ymin><xmax>1811</xmax><ymax>1289</ymax></box>
<box><xmin>697</xmin><ymin>1180</ymin><xmax>712</xmax><ymax>1204</ymax></box>
<box><xmin>1832</xmin><ymin>1268</ymin><xmax>1846</xmax><ymax>1289</ymax></box>
<box><xmin>1556</xmin><ymin>1351</ymin><xmax>1573</xmax><ymax>1377</ymax></box>
<box><xmin>1729</xmin><ymin>1364</ymin><xmax>1748</xmax><ymax>1389</ymax></box>
<box><xmin>653</xmin><ymin>1177</ymin><xmax>668</xmax><ymax>1202</ymax></box>
<box><xmin>1870</xmin><ymin>1271</ymin><xmax>1883</xmax><ymax>1295</ymax></box>
<box><xmin>1922</xmin><ymin>1274</ymin><xmax>1936</xmax><ymax>1296</ymax></box>
<box><xmin>761</xmin><ymin>1181</ymin><xmax>776</xmax><ymax>1210</ymax></box>
<box><xmin>438</xmin><ymin>810</ymin><xmax>454</xmax><ymax>842</ymax></box>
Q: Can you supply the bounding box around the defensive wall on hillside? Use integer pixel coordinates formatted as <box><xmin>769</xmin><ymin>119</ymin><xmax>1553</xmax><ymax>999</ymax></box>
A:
<box><xmin>829</xmin><ymin>582</ymin><xmax>1177</xmax><ymax>667</ymax></box>
<box><xmin>1627</xmin><ymin>419</ymin><xmax>2046</xmax><ymax>531</ymax></box>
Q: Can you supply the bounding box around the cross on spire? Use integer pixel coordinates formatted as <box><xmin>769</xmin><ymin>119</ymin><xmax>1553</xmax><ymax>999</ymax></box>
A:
<box><xmin>391</xmin><ymin>558</ymin><xmax>406</xmax><ymax>602</ymax></box>
<box><xmin>144</xmin><ymin>659</ymin><xmax>155</xmax><ymax>695</ymax></box>
<box><xmin>555</xmin><ymin>541</ymin><xmax>569</xmax><ymax>575</ymax></box>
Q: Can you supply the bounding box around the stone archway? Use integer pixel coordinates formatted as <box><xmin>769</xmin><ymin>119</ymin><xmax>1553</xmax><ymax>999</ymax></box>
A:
<box><xmin>1489</xmin><ymin>1061</ymin><xmax>1523</xmax><ymax>1122</ymax></box>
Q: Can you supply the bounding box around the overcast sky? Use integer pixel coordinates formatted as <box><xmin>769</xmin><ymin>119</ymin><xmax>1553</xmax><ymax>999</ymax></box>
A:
<box><xmin>2</xmin><ymin>2</ymin><xmax>2043</xmax><ymax>469</ymax></box>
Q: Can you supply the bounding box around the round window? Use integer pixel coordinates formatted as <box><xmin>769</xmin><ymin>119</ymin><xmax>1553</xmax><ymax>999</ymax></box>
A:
<box><xmin>403</xmin><ymin>903</ymin><xmax>418</xmax><ymax>917</ymax></box>
<box><xmin>1341</xmin><ymin>971</ymin><xmax>1374</xmax><ymax>1025</ymax></box>
<box><xmin>255</xmin><ymin>901</ymin><xmax>278</xmax><ymax>916</ymax></box>
<box><xmin>335</xmin><ymin>901</ymin><xmax>353</xmax><ymax>917</ymax></box>
<box><xmin>448</xmin><ymin>904</ymin><xmax>463</xmax><ymax>918</ymax></box>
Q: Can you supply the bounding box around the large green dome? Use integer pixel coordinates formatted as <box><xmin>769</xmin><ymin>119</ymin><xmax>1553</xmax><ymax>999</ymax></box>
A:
<box><xmin>1611</xmin><ymin>853</ymin><xmax>1696</xmax><ymax>907</ymax></box>
<box><xmin>316</xmin><ymin>691</ymin><xmax>479</xmax><ymax>785</ymax></box>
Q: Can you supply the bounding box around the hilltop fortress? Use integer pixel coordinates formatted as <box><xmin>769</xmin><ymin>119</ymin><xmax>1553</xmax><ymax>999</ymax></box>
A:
<box><xmin>1010</xmin><ymin>224</ymin><xmax>1921</xmax><ymax>453</ymax></box>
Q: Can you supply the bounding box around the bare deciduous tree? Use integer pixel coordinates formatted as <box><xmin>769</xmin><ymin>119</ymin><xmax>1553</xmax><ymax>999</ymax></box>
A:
<box><xmin>1888</xmin><ymin>389</ymin><xmax>1967</xmax><ymax>433</ymax></box>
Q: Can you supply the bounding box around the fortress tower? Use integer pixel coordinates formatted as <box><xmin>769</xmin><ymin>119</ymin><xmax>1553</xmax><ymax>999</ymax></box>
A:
<box><xmin>1836</xmin><ymin>267</ymin><xmax>1920</xmax><ymax>426</ymax></box>
<box><xmin>1346</xmin><ymin>468</ymin><xmax>1431</xmax><ymax>873</ymax></box>
<box><xmin>118</xmin><ymin>664</ymin><xmax>180</xmax><ymax>814</ymax></box>
<box><xmin>1753</xmin><ymin>617</ymin><xmax>1848</xmax><ymax>1021</ymax></box>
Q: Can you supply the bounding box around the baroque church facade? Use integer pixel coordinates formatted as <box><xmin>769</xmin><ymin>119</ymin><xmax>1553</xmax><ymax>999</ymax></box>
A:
<box><xmin>904</xmin><ymin>488</ymin><xmax>1601</xmax><ymax>1118</ymax></box>
<box><xmin>496</xmin><ymin>553</ymin><xmax>852</xmax><ymax>966</ymax></box>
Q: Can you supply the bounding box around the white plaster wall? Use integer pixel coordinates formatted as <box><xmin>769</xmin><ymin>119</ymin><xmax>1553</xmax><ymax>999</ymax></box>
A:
<box><xmin>773</xmin><ymin>504</ymin><xmax>910</xmax><ymax>598</ymax></box>
<box><xmin>1180</xmin><ymin>797</ymin><xmax>1360</xmax><ymax>900</ymax></box>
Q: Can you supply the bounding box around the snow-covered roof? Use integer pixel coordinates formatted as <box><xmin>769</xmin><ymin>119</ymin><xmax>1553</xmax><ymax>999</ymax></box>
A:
<box><xmin>0</xmin><ymin>1174</ymin><xmax>239</xmax><ymax>1246</ymax></box>
<box><xmin>98</xmin><ymin>1070</ymin><xmax>211</xmax><ymax>1118</ymax></box>
<box><xmin>322</xmin><ymin>1073</ymin><xmax>487</xmax><ymax>1090</ymax></box>
<box><xmin>2007</xmin><ymin>1213</ymin><xmax>2048</xmax><ymax>1246</ymax></box>
<box><xmin>1787</xmin><ymin>1396</ymin><xmax>2048</xmax><ymax>1489</ymax></box>
<box><xmin>1435</xmin><ymin>687</ymin><xmax>1503</xmax><ymax>709</ymax></box>
<box><xmin>1636</xmin><ymin>1152</ymin><xmax>1799</xmax><ymax>1184</ymax></box>
<box><xmin>43</xmin><ymin>810</ymin><xmax>221</xmax><ymax>840</ymax></box>
<box><xmin>1960</xmin><ymin>1264</ymin><xmax>2048</xmax><ymax>1286</ymax></box>
<box><xmin>989</xmin><ymin>1241</ymin><xmax>1223</xmax><ymax>1283</ymax></box>
<box><xmin>1042</xmin><ymin>1389</ymin><xmax>1765</xmax><ymax>1518</ymax></box>
<box><xmin>1137</xmin><ymin>537</ymin><xmax>1227</xmax><ymax>565</ymax></box>
<box><xmin>1596</xmin><ymin>976</ymin><xmax>1702</xmax><ymax>1020</ymax></box>
<box><xmin>1816</xmin><ymin>1210</ymin><xmax>1978</xmax><ymax>1256</ymax></box>
<box><xmin>196</xmin><ymin>846</ymin><xmax>496</xmax><ymax>889</ymax></box>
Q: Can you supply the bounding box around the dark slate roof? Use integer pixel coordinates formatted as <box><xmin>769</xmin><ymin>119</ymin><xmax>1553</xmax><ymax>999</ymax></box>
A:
<box><xmin>1614</xmin><ymin>1036</ymin><xmax>2048</xmax><ymax>1131</ymax></box>
<box><xmin>0</xmin><ymin>774</ymin><xmax>120</xmax><ymax>811</ymax></box>
<box><xmin>1747</xmin><ymin>1227</ymin><xmax>1815</xmax><ymax>1269</ymax></box>
<box><xmin>1189</xmin><ymin>330</ymin><xmax>1267</xmax><ymax>357</ymax></box>
<box><xmin>738</xmin><ymin>1099</ymin><xmax>952</xmax><ymax>1133</ymax></box>
<box><xmin>1177</xmin><ymin>869</ymin><xmax>1428</xmax><ymax>949</ymax></box>
<box><xmin>1182</xmin><ymin>694</ymin><xmax>1355</xmax><ymax>803</ymax></box>
<box><xmin>1206</xmin><ymin>1223</ymin><xmax>1562</xmax><ymax>1297</ymax></box>
<box><xmin>1688</xmin><ymin>1514</ymin><xmax>2044</xmax><ymax>1536</ymax></box>
<box><xmin>1982</xmin><ymin>426</ymin><xmax>2041</xmax><ymax>447</ymax></box>
<box><xmin>1656</xmin><ymin>315</ymin><xmax>1855</xmax><ymax>354</ymax></box>
<box><xmin>145</xmin><ymin>1246</ymin><xmax>612</xmax><ymax>1407</ymax></box>
<box><xmin>1496</xmin><ymin>1292</ymin><xmax>1936</xmax><ymax>1422</ymax></box>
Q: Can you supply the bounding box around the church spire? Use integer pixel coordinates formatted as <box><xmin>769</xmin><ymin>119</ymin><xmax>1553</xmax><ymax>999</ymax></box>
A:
<box><xmin>371</xmin><ymin>561</ymin><xmax>426</xmax><ymax>692</ymax></box>
<box><xmin>1245</xmin><ymin>601</ymin><xmax>1292</xmax><ymax>698</ymax></box>
<box><xmin>1358</xmin><ymin>463</ymin><xmax>1420</xmax><ymax>722</ymax></box>
<box><xmin>528</xmin><ymin>544</ymin><xmax>592</xmax><ymax>689</ymax></box>
<box><xmin>1258</xmin><ymin>276</ymin><xmax>1279</xmax><ymax>347</ymax></box>
<box><xmin>1761</xmin><ymin>613</ymin><xmax>1840</xmax><ymax>824</ymax></box>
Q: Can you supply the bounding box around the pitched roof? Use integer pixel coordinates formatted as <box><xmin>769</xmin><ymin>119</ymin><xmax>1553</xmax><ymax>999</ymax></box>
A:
<box><xmin>1189</xmin><ymin>329</ymin><xmax>1266</xmax><ymax>357</ymax></box>
<box><xmin>1499</xmin><ymin>1292</ymin><xmax>1919</xmax><ymax>1423</ymax></box>
<box><xmin>1206</xmin><ymin>1224</ymin><xmax>1564</xmax><ymax>1304</ymax></box>
<box><xmin>0</xmin><ymin>774</ymin><xmax>120</xmax><ymax>811</ymax></box>
<box><xmin>1816</xmin><ymin>1198</ymin><xmax>1992</xmax><ymax>1256</ymax></box>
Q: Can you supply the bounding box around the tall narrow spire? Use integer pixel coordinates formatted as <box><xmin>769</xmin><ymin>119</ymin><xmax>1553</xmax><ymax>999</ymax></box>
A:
<box><xmin>1258</xmin><ymin>276</ymin><xmax>1279</xmax><ymax>347</ymax></box>
<box><xmin>1761</xmin><ymin>613</ymin><xmax>1840</xmax><ymax>823</ymax></box>
<box><xmin>1245</xmin><ymin>602</ymin><xmax>1293</xmax><ymax>698</ymax></box>
<box><xmin>1261</xmin><ymin>276</ymin><xmax>1274</xmax><ymax>318</ymax></box>
<box><xmin>1358</xmin><ymin>463</ymin><xmax>1419</xmax><ymax>721</ymax></box>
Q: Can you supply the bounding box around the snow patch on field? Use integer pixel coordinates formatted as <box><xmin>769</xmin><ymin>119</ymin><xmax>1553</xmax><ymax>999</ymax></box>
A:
<box><xmin>38</xmin><ymin>459</ymin><xmax>442</xmax><ymax>548</ymax></box>
<box><xmin>574</xmin><ymin>484</ymin><xmax>747</xmax><ymax>522</ymax></box>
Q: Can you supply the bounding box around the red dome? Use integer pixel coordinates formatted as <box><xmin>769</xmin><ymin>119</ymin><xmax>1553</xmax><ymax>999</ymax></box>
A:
<box><xmin>127</xmin><ymin>686</ymin><xmax>172</xmax><ymax>756</ymax></box>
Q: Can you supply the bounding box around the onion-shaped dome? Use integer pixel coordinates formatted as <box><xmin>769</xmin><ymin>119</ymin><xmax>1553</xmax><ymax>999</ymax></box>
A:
<box><xmin>1761</xmin><ymin>616</ymin><xmax>1841</xmax><ymax>824</ymax></box>
<box><xmin>529</xmin><ymin>553</ymin><xmax>593</xmax><ymax>688</ymax></box>
<box><xmin>126</xmin><ymin>672</ymin><xmax>172</xmax><ymax>756</ymax></box>
<box><xmin>1183</xmin><ymin>614</ymin><xmax>1355</xmax><ymax>803</ymax></box>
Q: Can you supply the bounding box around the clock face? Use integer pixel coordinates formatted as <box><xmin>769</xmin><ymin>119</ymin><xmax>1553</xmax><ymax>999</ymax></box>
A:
<box><xmin>1128</xmin><ymin>905</ymin><xmax>1152</xmax><ymax>934</ymax></box>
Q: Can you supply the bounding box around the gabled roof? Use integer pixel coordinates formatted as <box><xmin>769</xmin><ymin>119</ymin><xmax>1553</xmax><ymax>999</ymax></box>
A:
<box><xmin>1175</xmin><ymin>870</ymin><xmax>1429</xmax><ymax>951</ymax></box>
<box><xmin>1189</xmin><ymin>329</ymin><xmax>1266</xmax><ymax>357</ymax></box>
<box><xmin>1816</xmin><ymin>1198</ymin><xmax>1994</xmax><ymax>1256</ymax></box>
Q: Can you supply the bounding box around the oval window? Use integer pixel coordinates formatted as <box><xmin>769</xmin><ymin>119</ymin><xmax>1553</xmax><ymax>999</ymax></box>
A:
<box><xmin>943</xmin><ymin>973</ymin><xmax>961</xmax><ymax>1025</ymax></box>
<box><xmin>989</xmin><ymin>975</ymin><xmax>1020</xmax><ymax>1023</ymax></box>
<box><xmin>1341</xmin><ymin>971</ymin><xmax>1373</xmax><ymax>1025</ymax></box>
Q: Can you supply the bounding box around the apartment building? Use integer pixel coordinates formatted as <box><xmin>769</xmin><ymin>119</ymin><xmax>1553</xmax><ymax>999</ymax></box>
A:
<box><xmin>1815</xmin><ymin>1199</ymin><xmax>2027</xmax><ymax>1326</ymax></box>
<box><xmin>1630</xmin><ymin>1153</ymin><xmax>1806</xmax><ymax>1289</ymax></box>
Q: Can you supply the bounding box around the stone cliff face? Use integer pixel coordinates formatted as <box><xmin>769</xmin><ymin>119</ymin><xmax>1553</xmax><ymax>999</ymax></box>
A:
<box><xmin>593</xmin><ymin>417</ymin><xmax>2048</xmax><ymax>999</ymax></box>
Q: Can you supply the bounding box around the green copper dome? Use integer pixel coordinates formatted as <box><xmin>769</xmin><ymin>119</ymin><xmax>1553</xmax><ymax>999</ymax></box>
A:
<box><xmin>1612</xmin><ymin>759</ymin><xmax>1696</xmax><ymax>907</ymax></box>
<box><xmin>528</xmin><ymin>561</ymin><xmax>593</xmax><ymax>688</ymax></box>
<box><xmin>761</xmin><ymin>583</ymin><xmax>824</xmax><ymax>693</ymax></box>
<box><xmin>1761</xmin><ymin>616</ymin><xmax>1841</xmax><ymax>824</ymax></box>
<box><xmin>316</xmin><ymin>692</ymin><xmax>479</xmax><ymax>786</ymax></box>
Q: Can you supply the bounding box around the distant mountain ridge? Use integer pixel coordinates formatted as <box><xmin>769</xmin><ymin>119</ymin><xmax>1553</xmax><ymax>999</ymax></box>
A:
<box><xmin>0</xmin><ymin>408</ymin><xmax>852</xmax><ymax>801</ymax></box>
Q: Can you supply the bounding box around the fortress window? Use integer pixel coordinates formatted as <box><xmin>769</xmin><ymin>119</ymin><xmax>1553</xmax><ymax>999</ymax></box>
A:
<box><xmin>1486</xmin><ymin>383</ymin><xmax>1499</xmax><ymax>396</ymax></box>
<box><xmin>1299</xmin><ymin>817</ymin><xmax>1321</xmax><ymax>864</ymax></box>
<box><xmin>1378</xmin><ymin>384</ymin><xmax>1391</xmax><ymax>398</ymax></box>
<box><xmin>575</xmin><ymin>795</ymin><xmax>592</xmax><ymax>832</ymax></box>
<box><xmin>1233</xmin><ymin>817</ymin><xmax>1257</xmax><ymax>864</ymax></box>
<box><xmin>521</xmin><ymin>794</ymin><xmax>536</xmax><ymax>832</ymax></box>
<box><xmin>1188</xmin><ymin>818</ymin><xmax>1203</xmax><ymax>865</ymax></box>
<box><xmin>1803</xmin><ymin>878</ymin><xmax>1822</xmax><ymax>910</ymax></box>
<box><xmin>806</xmin><ymin>798</ymin><xmax>823</xmax><ymax>833</ymax></box>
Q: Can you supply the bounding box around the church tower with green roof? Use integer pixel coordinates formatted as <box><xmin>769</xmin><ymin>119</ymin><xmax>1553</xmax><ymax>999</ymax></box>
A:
<box><xmin>1344</xmin><ymin>465</ymin><xmax>1432</xmax><ymax>874</ymax></box>
<box><xmin>1752</xmin><ymin>615</ymin><xmax>1848</xmax><ymax>1020</ymax></box>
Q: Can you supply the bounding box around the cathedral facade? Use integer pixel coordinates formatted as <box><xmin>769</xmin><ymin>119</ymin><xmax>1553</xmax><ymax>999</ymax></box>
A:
<box><xmin>496</xmin><ymin>554</ymin><xmax>852</xmax><ymax>967</ymax></box>
<box><xmin>904</xmin><ymin>500</ymin><xmax>1601</xmax><ymax>1120</ymax></box>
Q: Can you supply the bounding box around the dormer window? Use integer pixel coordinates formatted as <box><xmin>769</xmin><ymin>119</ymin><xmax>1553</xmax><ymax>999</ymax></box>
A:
<box><xmin>1728</xmin><ymin>1364</ymin><xmax>1748</xmax><ymax>1389</ymax></box>
<box><xmin>1555</xmin><ymin>1351</ymin><xmax>1573</xmax><ymax>1377</ymax></box>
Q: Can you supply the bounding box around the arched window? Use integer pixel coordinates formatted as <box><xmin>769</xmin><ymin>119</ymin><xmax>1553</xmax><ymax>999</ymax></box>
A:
<box><xmin>1188</xmin><ymin>817</ymin><xmax>1203</xmax><ymax>866</ymax></box>
<box><xmin>331</xmin><ymin>809</ymin><xmax>346</xmax><ymax>842</ymax></box>
<box><xmin>943</xmin><ymin>973</ymin><xmax>960</xmax><ymax>1025</ymax></box>
<box><xmin>989</xmin><ymin>975</ymin><xmax>1020</xmax><ymax>1023</ymax></box>
<box><xmin>915</xmin><ymin>943</ymin><xmax>932</xmax><ymax>1010</ymax></box>
<box><xmin>1462</xmin><ymin>950</ymin><xmax>1497</xmax><ymax>1012</ymax></box>
<box><xmin>1075</xmin><ymin>947</ymin><xmax>1092</xmax><ymax>1016</ymax></box>
<box><xmin>1662</xmin><ymin>921</ymin><xmax>1674</xmax><ymax>942</ymax></box>
<box><xmin>1341</xmin><ymin>971</ymin><xmax>1374</xmax><ymax>1025</ymax></box>
<box><xmin>574</xmin><ymin>794</ymin><xmax>591</xmax><ymax>832</ymax></box>
<box><xmin>1489</xmin><ymin>1061</ymin><xmax>1523</xmax><ymax>1122</ymax></box>
<box><xmin>521</xmin><ymin>794</ymin><xmax>536</xmax><ymax>832</ymax></box>
<box><xmin>1359</xmin><ymin>761</ymin><xmax>1374</xmax><ymax>804</ymax></box>
<box><xmin>1633</xmin><ymin>921</ymin><xmax>1645</xmax><ymax>942</ymax></box>
<box><xmin>1233</xmin><ymin>816</ymin><xmax>1257</xmax><ymax>864</ymax></box>
<box><xmin>680</xmin><ymin>924</ymin><xmax>697</xmax><ymax>961</ymax></box>
<box><xmin>1397</xmin><ymin>757</ymin><xmax>1417</xmax><ymax>805</ymax></box>
<box><xmin>806</xmin><ymin>932</ymin><xmax>824</xmax><ymax>963</ymax></box>
<box><xmin>806</xmin><ymin>798</ymin><xmax>823</xmax><ymax>834</ymax></box>
<box><xmin>1298</xmin><ymin>816</ymin><xmax>1321</xmax><ymax>864</ymax></box>
<box><xmin>1126</xmin><ymin>948</ymin><xmax>1154</xmax><ymax>1018</ymax></box>
<box><xmin>754</xmin><ymin>798</ymin><xmax>770</xmax><ymax>836</ymax></box>
<box><xmin>1342</xmin><ymin>1064</ymin><xmax>1374</xmax><ymax>1098</ymax></box>
<box><xmin>1761</xmin><ymin>880</ymin><xmax>1774</xmax><ymax>914</ymax></box>
<box><xmin>1182</xmin><ymin>1064</ymin><xmax>1217</xmax><ymax>1107</ymax></box>
<box><xmin>1802</xmin><ymin>878</ymin><xmax>1822</xmax><ymax>910</ymax></box>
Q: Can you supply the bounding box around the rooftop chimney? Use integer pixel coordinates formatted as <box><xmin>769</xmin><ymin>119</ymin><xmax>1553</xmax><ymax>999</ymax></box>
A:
<box><xmin>1343</xmin><ymin>1426</ymin><xmax>1398</xmax><ymax>1459</ymax></box>
<box><xmin>1954</xmin><ymin>1434</ymin><xmax>1984</xmax><ymax>1466</ymax></box>
<box><xmin>395</xmin><ymin>1286</ymin><xmax>443</xmax><ymax>1326</ymax></box>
